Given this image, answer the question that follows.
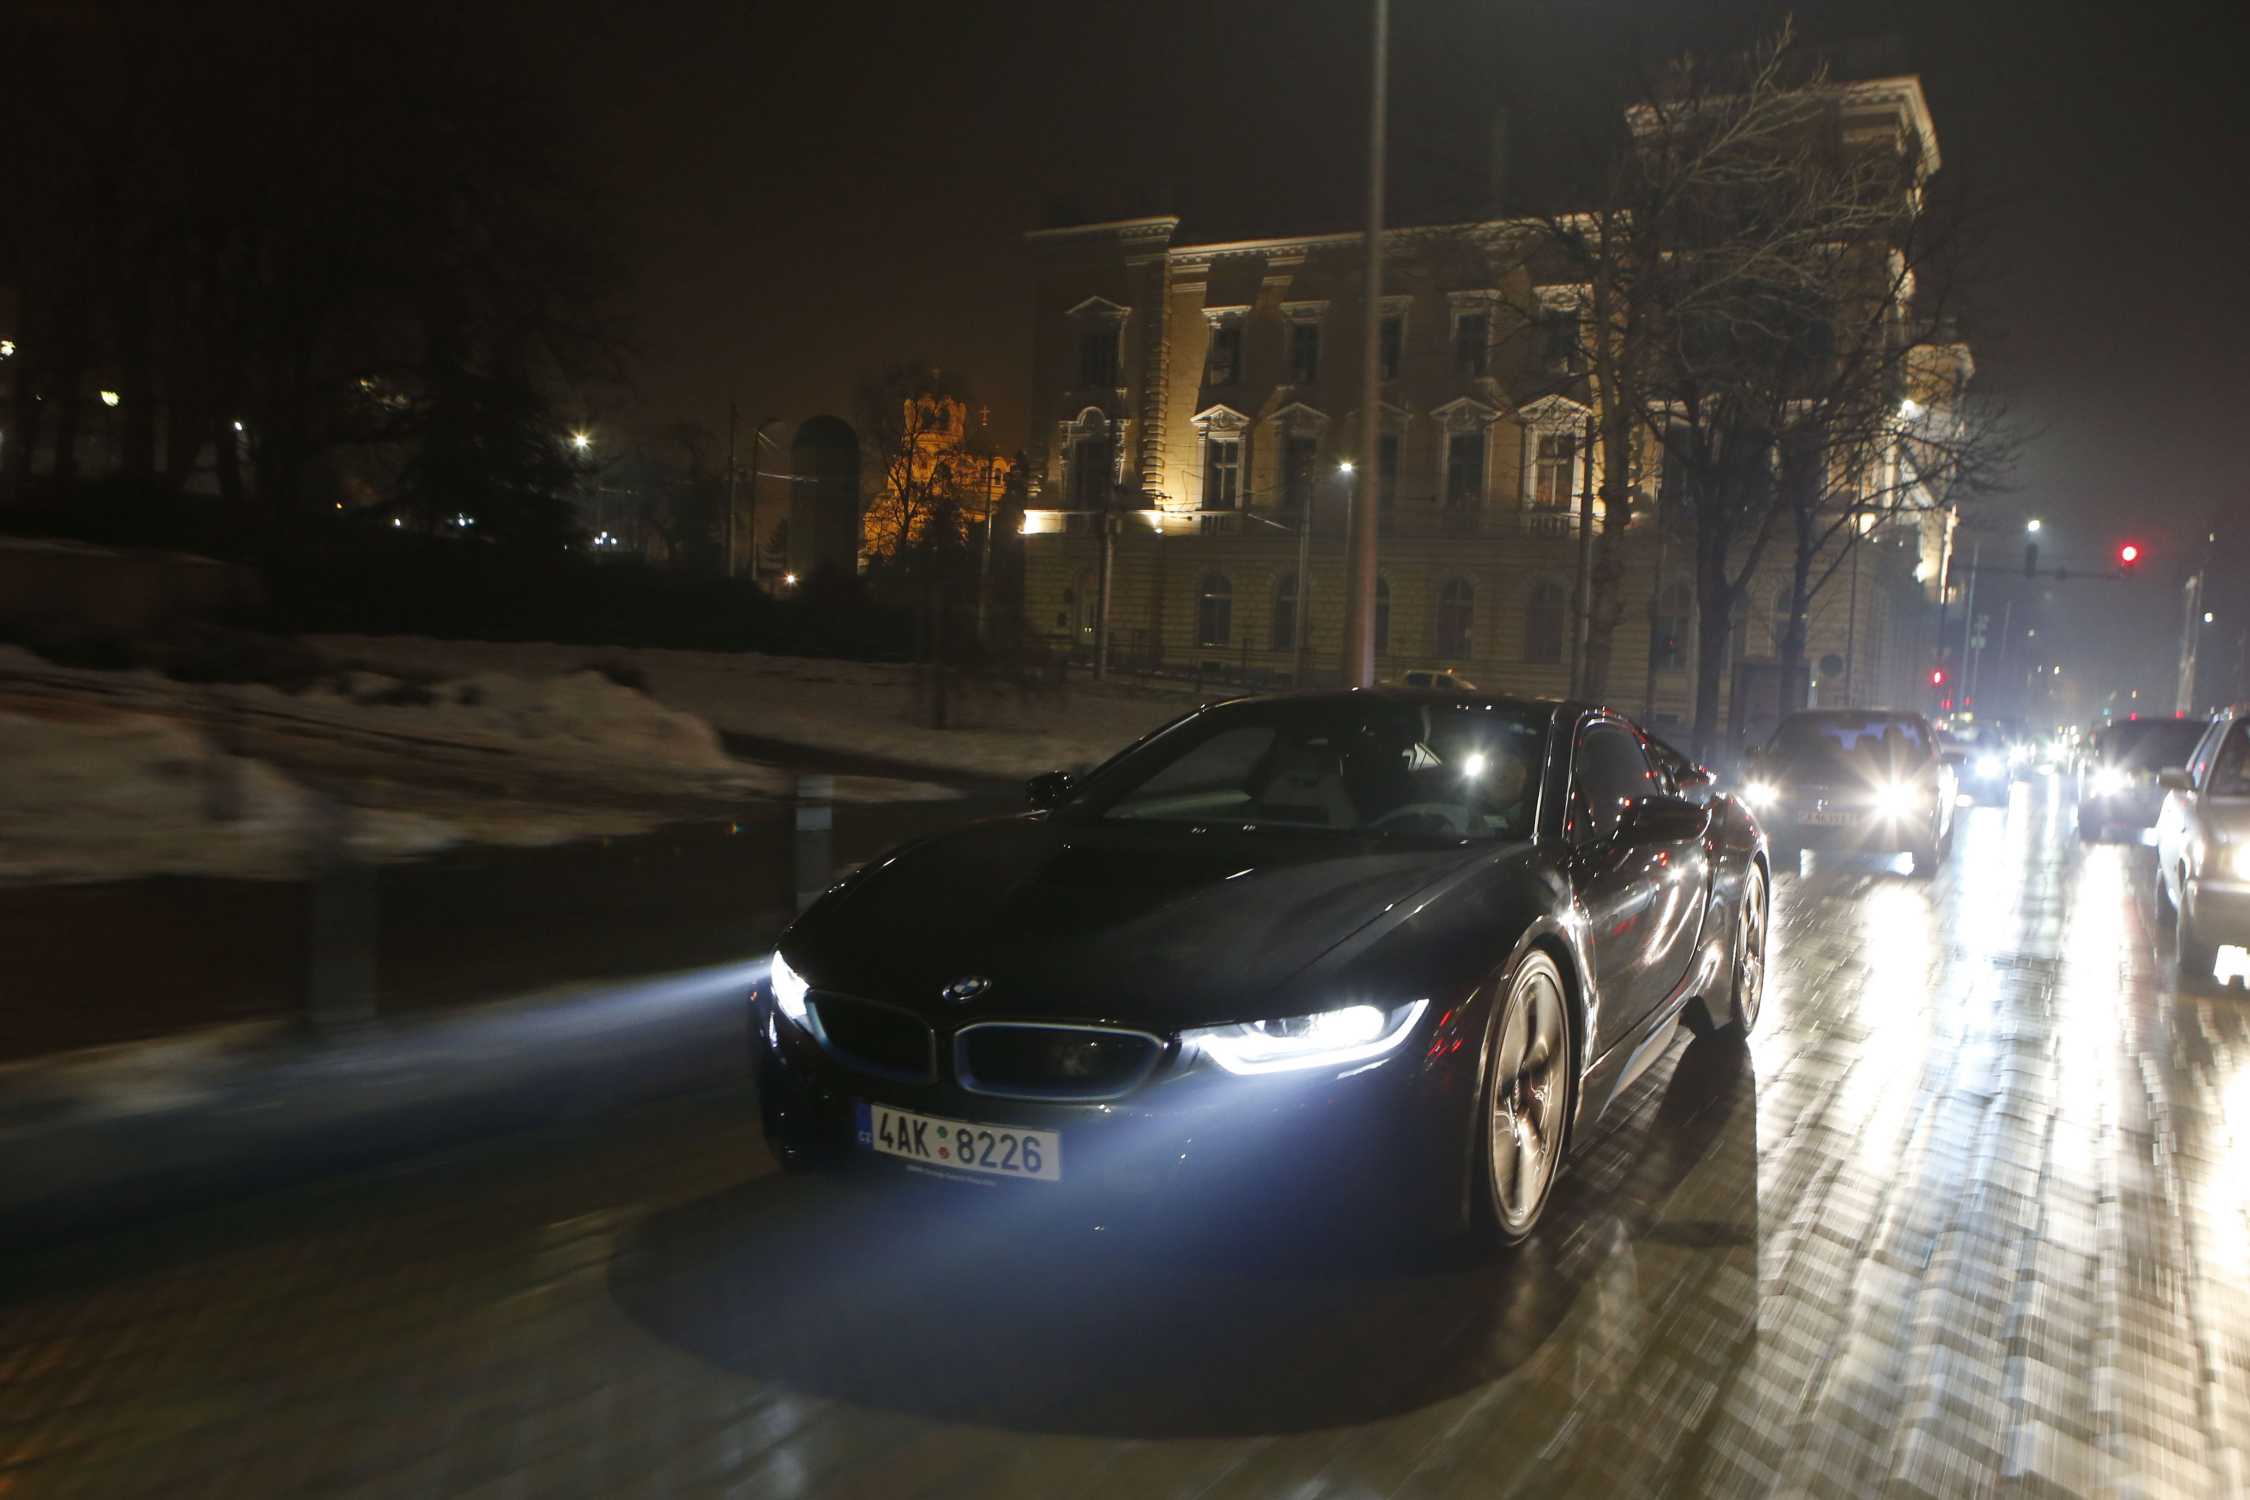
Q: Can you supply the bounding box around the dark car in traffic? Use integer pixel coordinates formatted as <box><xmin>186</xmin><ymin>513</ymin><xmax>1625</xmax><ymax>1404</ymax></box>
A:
<box><xmin>754</xmin><ymin>691</ymin><xmax>1769</xmax><ymax>1251</ymax></box>
<box><xmin>2078</xmin><ymin>717</ymin><xmax>2206</xmax><ymax>843</ymax></box>
<box><xmin>1743</xmin><ymin>709</ymin><xmax>1956</xmax><ymax>873</ymax></box>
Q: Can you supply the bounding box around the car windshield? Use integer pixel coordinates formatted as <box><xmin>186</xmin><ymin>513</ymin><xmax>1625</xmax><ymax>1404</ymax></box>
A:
<box><xmin>1765</xmin><ymin>713</ymin><xmax>1929</xmax><ymax>777</ymax></box>
<box><xmin>1073</xmin><ymin>699</ymin><xmax>1550</xmax><ymax>840</ymax></box>
<box><xmin>2096</xmin><ymin>720</ymin><xmax>2204</xmax><ymax>770</ymax></box>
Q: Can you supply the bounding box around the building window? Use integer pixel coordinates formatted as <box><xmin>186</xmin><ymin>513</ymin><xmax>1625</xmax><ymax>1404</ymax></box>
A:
<box><xmin>1078</xmin><ymin>324</ymin><xmax>1120</xmax><ymax>388</ymax></box>
<box><xmin>1526</xmin><ymin>578</ymin><xmax>1567</xmax><ymax>665</ymax></box>
<box><xmin>1283</xmin><ymin>435</ymin><xmax>1319</xmax><ymax>515</ymax></box>
<box><xmin>1375</xmin><ymin>577</ymin><xmax>1391</xmax><ymax>654</ymax></box>
<box><xmin>1454</xmin><ymin>311</ymin><xmax>1490</xmax><ymax>378</ymax></box>
<box><xmin>1070</xmin><ymin>432</ymin><xmax>1113</xmax><ymax>505</ymax></box>
<box><xmin>1532</xmin><ymin>432</ymin><xmax>1575</xmax><ymax>509</ymax></box>
<box><xmin>1540</xmin><ymin>307</ymin><xmax>1579</xmax><ymax>373</ymax></box>
<box><xmin>1435</xmin><ymin>578</ymin><xmax>1475</xmax><ymax>658</ymax></box>
<box><xmin>1377</xmin><ymin>433</ymin><xmax>1399</xmax><ymax>507</ymax></box>
<box><xmin>1272</xmin><ymin>573</ymin><xmax>1299</xmax><ymax>651</ymax></box>
<box><xmin>1445</xmin><ymin>431</ymin><xmax>1485</xmax><ymax>507</ymax></box>
<box><xmin>1203</xmin><ymin>433</ymin><xmax>1241</xmax><ymax>509</ymax></box>
<box><xmin>1206</xmin><ymin>323</ymin><xmax>1242</xmax><ymax>385</ymax></box>
<box><xmin>1289</xmin><ymin>321</ymin><xmax>1321</xmax><ymax>384</ymax></box>
<box><xmin>1651</xmin><ymin>580</ymin><xmax>1691</xmax><ymax>672</ymax></box>
<box><xmin>1379</xmin><ymin>315</ymin><xmax>1403</xmax><ymax>380</ymax></box>
<box><xmin>1198</xmin><ymin>573</ymin><xmax>1233</xmax><ymax>648</ymax></box>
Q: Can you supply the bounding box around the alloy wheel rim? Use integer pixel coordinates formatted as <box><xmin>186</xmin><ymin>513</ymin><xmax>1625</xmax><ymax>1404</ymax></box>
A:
<box><xmin>1738</xmin><ymin>869</ymin><xmax>1767</xmax><ymax>1028</ymax></box>
<box><xmin>1489</xmin><ymin>968</ymin><xmax>1567</xmax><ymax>1235</ymax></box>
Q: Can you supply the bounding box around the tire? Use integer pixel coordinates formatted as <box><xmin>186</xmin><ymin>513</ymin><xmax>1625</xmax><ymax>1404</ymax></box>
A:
<box><xmin>1726</xmin><ymin>863</ymin><xmax>1769</xmax><ymax>1037</ymax></box>
<box><xmin>2179</xmin><ymin>890</ymin><xmax>2220</xmax><ymax>990</ymax></box>
<box><xmin>1469</xmin><ymin>951</ymin><xmax>1573</xmax><ymax>1252</ymax></box>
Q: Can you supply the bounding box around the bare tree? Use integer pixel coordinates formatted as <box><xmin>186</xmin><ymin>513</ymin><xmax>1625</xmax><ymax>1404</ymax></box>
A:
<box><xmin>858</xmin><ymin>363</ymin><xmax>982</xmax><ymax>564</ymax></box>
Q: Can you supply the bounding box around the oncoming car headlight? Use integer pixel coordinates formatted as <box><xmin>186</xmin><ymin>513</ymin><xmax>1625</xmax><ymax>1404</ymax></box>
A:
<box><xmin>2090</xmin><ymin>766</ymin><xmax>2127</xmax><ymax>798</ymax></box>
<box><xmin>1975</xmin><ymin>753</ymin><xmax>2005</xmax><ymax>779</ymax></box>
<box><xmin>1743</xmin><ymin>780</ymin><xmax>1779</xmax><ymax>808</ymax></box>
<box><xmin>1187</xmin><ymin>999</ymin><xmax>1429</xmax><ymax>1075</ymax></box>
<box><xmin>1874</xmin><ymin>781</ymin><xmax>1920</xmax><ymax>819</ymax></box>
<box><xmin>769</xmin><ymin>950</ymin><xmax>811</xmax><ymax>1024</ymax></box>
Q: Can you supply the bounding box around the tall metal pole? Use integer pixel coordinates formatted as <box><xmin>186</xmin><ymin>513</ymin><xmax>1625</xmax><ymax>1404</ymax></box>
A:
<box><xmin>725</xmin><ymin>399</ymin><xmax>739</xmax><ymax>579</ymax></box>
<box><xmin>2178</xmin><ymin>567</ymin><xmax>2207</xmax><ymax>715</ymax></box>
<box><xmin>1569</xmin><ymin>414</ymin><xmax>1596</xmax><ymax>698</ymax></box>
<box><xmin>1954</xmin><ymin>537</ymin><xmax>1980</xmax><ymax>709</ymax></box>
<box><xmin>1292</xmin><ymin>492</ymin><xmax>1314</xmax><ymax>683</ymax></box>
<box><xmin>1341</xmin><ymin>0</ymin><xmax>1389</xmax><ymax>688</ymax></box>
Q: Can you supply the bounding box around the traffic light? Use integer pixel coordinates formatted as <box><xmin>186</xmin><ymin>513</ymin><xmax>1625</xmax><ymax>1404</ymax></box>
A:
<box><xmin>2118</xmin><ymin>542</ymin><xmax>2142</xmax><ymax>574</ymax></box>
<box><xmin>1929</xmin><ymin>668</ymin><xmax>1946</xmax><ymax>687</ymax></box>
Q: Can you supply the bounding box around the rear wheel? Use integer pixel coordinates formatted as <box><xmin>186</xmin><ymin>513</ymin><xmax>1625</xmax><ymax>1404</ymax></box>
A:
<box><xmin>1470</xmin><ymin>952</ymin><xmax>1572</xmax><ymax>1251</ymax></box>
<box><xmin>1728</xmin><ymin>864</ymin><xmax>1769</xmax><ymax>1036</ymax></box>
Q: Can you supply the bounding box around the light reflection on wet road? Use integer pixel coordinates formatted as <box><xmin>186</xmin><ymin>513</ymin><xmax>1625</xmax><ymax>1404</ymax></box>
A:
<box><xmin>3</xmin><ymin>776</ymin><xmax>2247</xmax><ymax>1498</ymax></box>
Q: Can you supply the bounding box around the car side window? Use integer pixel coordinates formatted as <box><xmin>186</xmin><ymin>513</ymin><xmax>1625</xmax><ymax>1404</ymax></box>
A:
<box><xmin>2188</xmin><ymin>718</ymin><xmax>2230</xmax><ymax>788</ymax></box>
<box><xmin>2211</xmin><ymin>722</ymin><xmax>2250</xmax><ymax>797</ymax></box>
<box><xmin>1570</xmin><ymin>721</ymin><xmax>1657</xmax><ymax>845</ymax></box>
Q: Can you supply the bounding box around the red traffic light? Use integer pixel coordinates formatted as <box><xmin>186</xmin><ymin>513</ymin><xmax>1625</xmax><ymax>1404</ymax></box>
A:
<box><xmin>1929</xmin><ymin>668</ymin><xmax>1946</xmax><ymax>686</ymax></box>
<box><xmin>2119</xmin><ymin>543</ymin><xmax>2141</xmax><ymax>565</ymax></box>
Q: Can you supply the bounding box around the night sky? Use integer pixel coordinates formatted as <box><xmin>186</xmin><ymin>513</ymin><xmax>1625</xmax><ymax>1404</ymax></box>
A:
<box><xmin>530</xmin><ymin>0</ymin><xmax>2250</xmax><ymax>710</ymax></box>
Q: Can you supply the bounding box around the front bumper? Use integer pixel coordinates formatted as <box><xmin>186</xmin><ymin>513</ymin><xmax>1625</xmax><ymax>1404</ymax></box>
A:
<box><xmin>751</xmin><ymin>990</ymin><xmax>1472</xmax><ymax>1226</ymax></box>
<box><xmin>1757</xmin><ymin>803</ymin><xmax>1934</xmax><ymax>853</ymax></box>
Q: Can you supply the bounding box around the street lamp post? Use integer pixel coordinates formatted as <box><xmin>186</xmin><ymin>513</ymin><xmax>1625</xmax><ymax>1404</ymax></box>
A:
<box><xmin>1340</xmin><ymin>0</ymin><xmax>1390</xmax><ymax>688</ymax></box>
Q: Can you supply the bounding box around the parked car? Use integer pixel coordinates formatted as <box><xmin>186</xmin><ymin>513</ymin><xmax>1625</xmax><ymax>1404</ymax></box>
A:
<box><xmin>2154</xmin><ymin>707</ymin><xmax>2250</xmax><ymax>986</ymax></box>
<box><xmin>1394</xmin><ymin>667</ymin><xmax>1481</xmax><ymax>691</ymax></box>
<box><xmin>1743</xmin><ymin>709</ymin><xmax>1956</xmax><ymax>874</ymax></box>
<box><xmin>2077</xmin><ymin>717</ymin><xmax>2207</xmax><ymax>842</ymax></box>
<box><xmin>755</xmin><ymin>690</ymin><xmax>1769</xmax><ymax>1251</ymax></box>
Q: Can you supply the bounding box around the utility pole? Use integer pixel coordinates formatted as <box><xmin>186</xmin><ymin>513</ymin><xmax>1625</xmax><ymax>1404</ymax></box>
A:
<box><xmin>2178</xmin><ymin>564</ymin><xmax>2208</xmax><ymax>715</ymax></box>
<box><xmin>1340</xmin><ymin>0</ymin><xmax>1389</xmax><ymax>688</ymax></box>
<box><xmin>1954</xmin><ymin>536</ymin><xmax>1980</xmax><ymax>709</ymax></box>
<box><xmin>976</xmin><ymin>451</ymin><xmax>1000</xmax><ymax>645</ymax></box>
<box><xmin>1292</xmin><ymin>483</ymin><xmax>1315</xmax><ymax>684</ymax></box>
<box><xmin>1569</xmin><ymin>413</ymin><xmax>1597</xmax><ymax>699</ymax></box>
<box><xmin>724</xmin><ymin>399</ymin><xmax>739</xmax><ymax>579</ymax></box>
<box><xmin>1640</xmin><ymin>496</ymin><xmax>1669</xmax><ymax>723</ymax></box>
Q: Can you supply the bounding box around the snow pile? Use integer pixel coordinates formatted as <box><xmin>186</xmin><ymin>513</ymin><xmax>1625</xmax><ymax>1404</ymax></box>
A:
<box><xmin>313</xmin><ymin>636</ymin><xmax>1208</xmax><ymax>780</ymax></box>
<box><xmin>265</xmin><ymin>668</ymin><xmax>738</xmax><ymax>772</ymax></box>
<box><xmin>0</xmin><ymin>707</ymin><xmax>456</xmax><ymax>884</ymax></box>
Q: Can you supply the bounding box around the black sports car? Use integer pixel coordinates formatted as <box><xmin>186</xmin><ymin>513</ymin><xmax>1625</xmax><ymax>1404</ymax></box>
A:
<box><xmin>754</xmin><ymin>691</ymin><xmax>1770</xmax><ymax>1250</ymax></box>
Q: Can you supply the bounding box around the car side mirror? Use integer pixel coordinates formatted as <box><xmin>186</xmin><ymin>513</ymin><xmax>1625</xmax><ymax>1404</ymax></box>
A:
<box><xmin>1025</xmin><ymin>770</ymin><xmax>1076</xmax><ymax>809</ymax></box>
<box><xmin>1625</xmin><ymin>793</ymin><xmax>1711</xmax><ymax>843</ymax></box>
<box><xmin>2158</xmin><ymin>767</ymin><xmax>2193</xmax><ymax>792</ymax></box>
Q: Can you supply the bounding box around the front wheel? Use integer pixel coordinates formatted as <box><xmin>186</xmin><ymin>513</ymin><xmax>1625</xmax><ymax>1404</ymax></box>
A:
<box><xmin>2179</xmin><ymin>893</ymin><xmax>2219</xmax><ymax>990</ymax></box>
<box><xmin>1470</xmin><ymin>952</ymin><xmax>1573</xmax><ymax>1252</ymax></box>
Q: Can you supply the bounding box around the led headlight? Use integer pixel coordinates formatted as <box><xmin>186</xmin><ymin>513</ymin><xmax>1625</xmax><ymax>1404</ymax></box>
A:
<box><xmin>1187</xmin><ymin>999</ymin><xmax>1428</xmax><ymax>1075</ymax></box>
<box><xmin>1975</xmin><ymin>754</ymin><xmax>2005</xmax><ymax>779</ymax></box>
<box><xmin>768</xmin><ymin>950</ymin><xmax>811</xmax><ymax>1024</ymax></box>
<box><xmin>1743</xmin><ymin>780</ymin><xmax>1779</xmax><ymax>808</ymax></box>
<box><xmin>2090</xmin><ymin>766</ymin><xmax>2127</xmax><ymax>798</ymax></box>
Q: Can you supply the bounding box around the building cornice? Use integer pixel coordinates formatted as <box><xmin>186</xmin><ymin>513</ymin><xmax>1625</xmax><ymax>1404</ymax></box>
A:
<box><xmin>1024</xmin><ymin>215</ymin><xmax>1182</xmax><ymax>245</ymax></box>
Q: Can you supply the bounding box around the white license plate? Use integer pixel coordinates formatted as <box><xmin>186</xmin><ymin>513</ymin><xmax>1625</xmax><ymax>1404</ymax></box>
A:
<box><xmin>1803</xmin><ymin>809</ymin><xmax>1859</xmax><ymax>826</ymax></box>
<box><xmin>855</xmin><ymin>1101</ymin><xmax>1061</xmax><ymax>1182</ymax></box>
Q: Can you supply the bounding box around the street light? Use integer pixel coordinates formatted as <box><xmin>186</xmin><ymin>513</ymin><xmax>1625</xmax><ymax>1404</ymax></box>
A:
<box><xmin>569</xmin><ymin>431</ymin><xmax>592</xmax><ymax>453</ymax></box>
<box><xmin>98</xmin><ymin>390</ymin><xmax>120</xmax><ymax>408</ymax></box>
<box><xmin>2025</xmin><ymin>517</ymin><xmax>2042</xmax><ymax>534</ymax></box>
<box><xmin>1337</xmin><ymin>460</ymin><xmax>1355</xmax><ymax>475</ymax></box>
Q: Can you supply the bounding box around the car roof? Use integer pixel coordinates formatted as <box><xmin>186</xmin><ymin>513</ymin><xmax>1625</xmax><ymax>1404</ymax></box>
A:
<box><xmin>1202</xmin><ymin>686</ymin><xmax>1579</xmax><ymax>717</ymax></box>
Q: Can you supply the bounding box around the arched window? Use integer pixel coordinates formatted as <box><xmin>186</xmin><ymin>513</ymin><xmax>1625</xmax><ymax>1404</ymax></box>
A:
<box><xmin>1650</xmin><ymin>579</ymin><xmax>1691</xmax><ymax>672</ymax></box>
<box><xmin>1198</xmin><ymin>573</ymin><xmax>1233</xmax><ymax>648</ymax></box>
<box><xmin>1067</xmin><ymin>410</ymin><xmax>1113</xmax><ymax>506</ymax></box>
<box><xmin>1435</xmin><ymin>578</ymin><xmax>1475</xmax><ymax>659</ymax></box>
<box><xmin>1374</xmin><ymin>577</ymin><xmax>1391</xmax><ymax>654</ymax></box>
<box><xmin>1525</xmin><ymin>578</ymin><xmax>1567</xmax><ymax>666</ymax></box>
<box><xmin>1272</xmin><ymin>573</ymin><xmax>1299</xmax><ymax>651</ymax></box>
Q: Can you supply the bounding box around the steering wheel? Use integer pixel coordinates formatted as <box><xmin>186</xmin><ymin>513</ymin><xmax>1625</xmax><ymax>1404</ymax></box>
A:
<box><xmin>1369</xmin><ymin>802</ymin><xmax>1473</xmax><ymax>834</ymax></box>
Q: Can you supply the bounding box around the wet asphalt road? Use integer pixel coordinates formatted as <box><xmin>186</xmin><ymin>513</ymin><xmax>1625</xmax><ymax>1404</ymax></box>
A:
<box><xmin>5</xmin><ymin>778</ymin><xmax>2249</xmax><ymax>1498</ymax></box>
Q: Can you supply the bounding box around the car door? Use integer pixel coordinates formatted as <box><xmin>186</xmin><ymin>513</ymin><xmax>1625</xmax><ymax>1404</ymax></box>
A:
<box><xmin>1561</xmin><ymin>717</ymin><xmax>1704</xmax><ymax>1041</ymax></box>
<box><xmin>2159</xmin><ymin>716</ymin><xmax>2229</xmax><ymax>898</ymax></box>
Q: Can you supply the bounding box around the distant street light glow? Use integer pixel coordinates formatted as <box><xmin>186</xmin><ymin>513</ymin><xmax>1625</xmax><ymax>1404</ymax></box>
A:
<box><xmin>782</xmin><ymin>571</ymin><xmax>799</xmax><ymax>587</ymax></box>
<box><xmin>233</xmin><ymin>420</ymin><xmax>245</xmax><ymax>432</ymax></box>
<box><xmin>2206</xmin><ymin>611</ymin><xmax>2216</xmax><ymax>624</ymax></box>
<box><xmin>2025</xmin><ymin>517</ymin><xmax>2042</xmax><ymax>533</ymax></box>
<box><xmin>98</xmin><ymin>390</ymin><xmax>120</xmax><ymax>407</ymax></box>
<box><xmin>1337</xmin><ymin>460</ymin><xmax>1355</xmax><ymax>475</ymax></box>
<box><xmin>569</xmin><ymin>431</ymin><xmax>592</xmax><ymax>453</ymax></box>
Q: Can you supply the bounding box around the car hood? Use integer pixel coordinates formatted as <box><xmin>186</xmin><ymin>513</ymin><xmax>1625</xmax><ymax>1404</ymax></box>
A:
<box><xmin>786</xmin><ymin>817</ymin><xmax>1502</xmax><ymax>1030</ymax></box>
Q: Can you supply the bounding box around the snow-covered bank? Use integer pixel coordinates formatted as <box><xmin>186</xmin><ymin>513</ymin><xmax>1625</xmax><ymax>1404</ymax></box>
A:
<box><xmin>0</xmin><ymin>646</ymin><xmax>963</xmax><ymax>883</ymax></box>
<box><xmin>311</xmin><ymin>636</ymin><xmax>1213</xmax><ymax>780</ymax></box>
<box><xmin>0</xmin><ymin>707</ymin><xmax>455</xmax><ymax>883</ymax></box>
